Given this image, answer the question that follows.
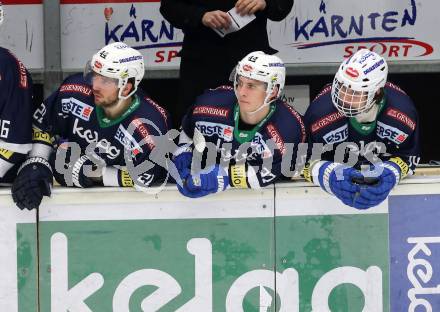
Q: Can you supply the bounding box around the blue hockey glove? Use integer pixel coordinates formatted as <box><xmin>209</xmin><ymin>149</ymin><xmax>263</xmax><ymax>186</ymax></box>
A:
<box><xmin>177</xmin><ymin>165</ymin><xmax>229</xmax><ymax>198</ymax></box>
<box><xmin>352</xmin><ymin>160</ymin><xmax>402</xmax><ymax>209</ymax></box>
<box><xmin>12</xmin><ymin>157</ymin><xmax>53</xmax><ymax>210</ymax></box>
<box><xmin>310</xmin><ymin>161</ymin><xmax>364</xmax><ymax>208</ymax></box>
<box><xmin>172</xmin><ymin>144</ymin><xmax>193</xmax><ymax>171</ymax></box>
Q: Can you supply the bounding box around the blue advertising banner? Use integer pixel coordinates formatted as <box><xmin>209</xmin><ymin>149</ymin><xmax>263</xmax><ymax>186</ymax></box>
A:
<box><xmin>389</xmin><ymin>194</ymin><xmax>440</xmax><ymax>312</ymax></box>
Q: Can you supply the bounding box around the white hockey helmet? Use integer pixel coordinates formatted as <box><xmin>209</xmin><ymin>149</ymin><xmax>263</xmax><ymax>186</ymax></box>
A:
<box><xmin>234</xmin><ymin>51</ymin><xmax>286</xmax><ymax>108</ymax></box>
<box><xmin>88</xmin><ymin>42</ymin><xmax>145</xmax><ymax>100</ymax></box>
<box><xmin>0</xmin><ymin>2</ymin><xmax>4</xmax><ymax>27</ymax></box>
<box><xmin>331</xmin><ymin>49</ymin><xmax>388</xmax><ymax>117</ymax></box>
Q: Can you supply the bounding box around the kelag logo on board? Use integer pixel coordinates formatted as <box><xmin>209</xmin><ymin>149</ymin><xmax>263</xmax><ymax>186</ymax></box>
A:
<box><xmin>291</xmin><ymin>0</ymin><xmax>434</xmax><ymax>58</ymax></box>
<box><xmin>389</xmin><ymin>195</ymin><xmax>440</xmax><ymax>312</ymax></box>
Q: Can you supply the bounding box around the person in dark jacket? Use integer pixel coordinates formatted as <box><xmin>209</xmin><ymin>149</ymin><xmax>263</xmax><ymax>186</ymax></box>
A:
<box><xmin>160</xmin><ymin>0</ymin><xmax>294</xmax><ymax>128</ymax></box>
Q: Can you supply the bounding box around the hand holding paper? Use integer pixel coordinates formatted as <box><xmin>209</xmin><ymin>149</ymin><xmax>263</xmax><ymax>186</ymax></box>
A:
<box><xmin>211</xmin><ymin>7</ymin><xmax>256</xmax><ymax>37</ymax></box>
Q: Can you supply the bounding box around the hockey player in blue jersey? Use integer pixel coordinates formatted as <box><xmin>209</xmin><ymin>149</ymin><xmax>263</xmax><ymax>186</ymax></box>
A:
<box><xmin>303</xmin><ymin>49</ymin><xmax>420</xmax><ymax>209</ymax></box>
<box><xmin>12</xmin><ymin>42</ymin><xmax>171</xmax><ymax>210</ymax></box>
<box><xmin>0</xmin><ymin>2</ymin><xmax>34</xmax><ymax>184</ymax></box>
<box><xmin>173</xmin><ymin>51</ymin><xmax>306</xmax><ymax>198</ymax></box>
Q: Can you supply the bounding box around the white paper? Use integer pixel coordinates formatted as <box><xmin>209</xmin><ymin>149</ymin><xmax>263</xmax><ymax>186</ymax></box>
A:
<box><xmin>213</xmin><ymin>7</ymin><xmax>256</xmax><ymax>37</ymax></box>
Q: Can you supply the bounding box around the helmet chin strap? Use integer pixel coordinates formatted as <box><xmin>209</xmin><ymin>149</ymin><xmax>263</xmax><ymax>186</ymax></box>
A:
<box><xmin>244</xmin><ymin>92</ymin><xmax>275</xmax><ymax>116</ymax></box>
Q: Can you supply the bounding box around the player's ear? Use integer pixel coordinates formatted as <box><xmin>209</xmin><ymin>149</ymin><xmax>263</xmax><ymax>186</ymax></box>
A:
<box><xmin>121</xmin><ymin>81</ymin><xmax>134</xmax><ymax>97</ymax></box>
<box><xmin>269</xmin><ymin>85</ymin><xmax>279</xmax><ymax>101</ymax></box>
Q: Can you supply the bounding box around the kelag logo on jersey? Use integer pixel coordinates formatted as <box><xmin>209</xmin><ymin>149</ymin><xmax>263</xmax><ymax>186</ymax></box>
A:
<box><xmin>376</xmin><ymin>121</ymin><xmax>408</xmax><ymax>144</ymax></box>
<box><xmin>195</xmin><ymin>121</ymin><xmax>233</xmax><ymax>142</ymax></box>
<box><xmin>292</xmin><ymin>0</ymin><xmax>434</xmax><ymax>59</ymax></box>
<box><xmin>61</xmin><ymin>98</ymin><xmax>94</xmax><ymax>121</ymax></box>
<box><xmin>323</xmin><ymin>124</ymin><xmax>348</xmax><ymax>144</ymax></box>
<box><xmin>389</xmin><ymin>195</ymin><xmax>440</xmax><ymax>312</ymax></box>
<box><xmin>114</xmin><ymin>124</ymin><xmax>143</xmax><ymax>157</ymax></box>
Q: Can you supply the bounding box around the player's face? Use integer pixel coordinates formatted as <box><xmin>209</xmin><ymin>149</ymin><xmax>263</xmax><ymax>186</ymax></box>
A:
<box><xmin>91</xmin><ymin>73</ymin><xmax>119</xmax><ymax>107</ymax></box>
<box><xmin>236</xmin><ymin>76</ymin><xmax>267</xmax><ymax>113</ymax></box>
<box><xmin>337</xmin><ymin>85</ymin><xmax>368</xmax><ymax>110</ymax></box>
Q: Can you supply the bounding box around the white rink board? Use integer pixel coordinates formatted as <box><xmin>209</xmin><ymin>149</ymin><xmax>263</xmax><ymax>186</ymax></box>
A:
<box><xmin>0</xmin><ymin>190</ymin><xmax>36</xmax><ymax>312</ymax></box>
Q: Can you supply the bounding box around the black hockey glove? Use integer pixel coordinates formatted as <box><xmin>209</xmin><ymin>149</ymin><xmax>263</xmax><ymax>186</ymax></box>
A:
<box><xmin>12</xmin><ymin>157</ymin><xmax>53</xmax><ymax>210</ymax></box>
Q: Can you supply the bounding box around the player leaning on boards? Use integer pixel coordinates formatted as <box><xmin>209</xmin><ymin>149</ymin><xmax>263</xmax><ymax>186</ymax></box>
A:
<box><xmin>12</xmin><ymin>42</ymin><xmax>171</xmax><ymax>210</ymax></box>
<box><xmin>0</xmin><ymin>2</ymin><xmax>34</xmax><ymax>184</ymax></box>
<box><xmin>303</xmin><ymin>49</ymin><xmax>420</xmax><ymax>209</ymax></box>
<box><xmin>173</xmin><ymin>51</ymin><xmax>306</xmax><ymax>198</ymax></box>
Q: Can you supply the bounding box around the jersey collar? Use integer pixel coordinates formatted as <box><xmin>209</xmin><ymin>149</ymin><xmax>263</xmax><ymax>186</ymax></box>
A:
<box><xmin>349</xmin><ymin>95</ymin><xmax>386</xmax><ymax>136</ymax></box>
<box><xmin>96</xmin><ymin>95</ymin><xmax>140</xmax><ymax>128</ymax></box>
<box><xmin>233</xmin><ymin>103</ymin><xmax>276</xmax><ymax>144</ymax></box>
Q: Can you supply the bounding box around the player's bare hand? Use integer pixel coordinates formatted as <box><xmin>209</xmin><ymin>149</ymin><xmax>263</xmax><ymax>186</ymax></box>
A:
<box><xmin>235</xmin><ymin>0</ymin><xmax>266</xmax><ymax>16</ymax></box>
<box><xmin>202</xmin><ymin>11</ymin><xmax>231</xmax><ymax>29</ymax></box>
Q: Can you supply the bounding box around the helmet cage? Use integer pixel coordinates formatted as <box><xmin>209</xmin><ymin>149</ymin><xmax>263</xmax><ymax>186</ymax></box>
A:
<box><xmin>331</xmin><ymin>49</ymin><xmax>388</xmax><ymax>117</ymax></box>
<box><xmin>331</xmin><ymin>76</ymin><xmax>377</xmax><ymax>117</ymax></box>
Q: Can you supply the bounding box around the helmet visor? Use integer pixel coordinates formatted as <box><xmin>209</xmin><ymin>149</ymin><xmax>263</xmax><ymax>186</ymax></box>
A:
<box><xmin>84</xmin><ymin>60</ymin><xmax>118</xmax><ymax>88</ymax></box>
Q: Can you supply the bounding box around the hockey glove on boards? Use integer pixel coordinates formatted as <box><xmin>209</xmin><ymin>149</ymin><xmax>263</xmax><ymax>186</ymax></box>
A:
<box><xmin>12</xmin><ymin>157</ymin><xmax>53</xmax><ymax>210</ymax></box>
<box><xmin>353</xmin><ymin>158</ymin><xmax>407</xmax><ymax>209</ymax></box>
<box><xmin>172</xmin><ymin>144</ymin><xmax>193</xmax><ymax>172</ymax></box>
<box><xmin>304</xmin><ymin>161</ymin><xmax>365</xmax><ymax>208</ymax></box>
<box><xmin>177</xmin><ymin>165</ymin><xmax>229</xmax><ymax>198</ymax></box>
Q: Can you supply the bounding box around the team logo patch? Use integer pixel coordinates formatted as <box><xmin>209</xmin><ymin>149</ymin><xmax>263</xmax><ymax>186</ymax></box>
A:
<box><xmin>61</xmin><ymin>98</ymin><xmax>94</xmax><ymax>121</ymax></box>
<box><xmin>195</xmin><ymin>121</ymin><xmax>233</xmax><ymax>142</ymax></box>
<box><xmin>386</xmin><ymin>108</ymin><xmax>416</xmax><ymax>131</ymax></box>
<box><xmin>115</xmin><ymin>124</ymin><xmax>143</xmax><ymax>157</ymax></box>
<box><xmin>345</xmin><ymin>67</ymin><xmax>359</xmax><ymax>78</ymax></box>
<box><xmin>377</xmin><ymin>121</ymin><xmax>409</xmax><ymax>144</ymax></box>
<box><xmin>193</xmin><ymin>106</ymin><xmax>230</xmax><ymax>118</ymax></box>
<box><xmin>266</xmin><ymin>124</ymin><xmax>286</xmax><ymax>155</ymax></box>
<box><xmin>145</xmin><ymin>97</ymin><xmax>169</xmax><ymax>127</ymax></box>
<box><xmin>243</xmin><ymin>64</ymin><xmax>253</xmax><ymax>72</ymax></box>
<box><xmin>283</xmin><ymin>102</ymin><xmax>306</xmax><ymax>142</ymax></box>
<box><xmin>385</xmin><ymin>82</ymin><xmax>406</xmax><ymax>95</ymax></box>
<box><xmin>131</xmin><ymin>118</ymin><xmax>155</xmax><ymax>151</ymax></box>
<box><xmin>323</xmin><ymin>124</ymin><xmax>348</xmax><ymax>144</ymax></box>
<box><xmin>311</xmin><ymin>111</ymin><xmax>345</xmax><ymax>134</ymax></box>
<box><xmin>60</xmin><ymin>84</ymin><xmax>93</xmax><ymax>97</ymax></box>
<box><xmin>313</xmin><ymin>85</ymin><xmax>332</xmax><ymax>101</ymax></box>
<box><xmin>94</xmin><ymin>60</ymin><xmax>103</xmax><ymax>69</ymax></box>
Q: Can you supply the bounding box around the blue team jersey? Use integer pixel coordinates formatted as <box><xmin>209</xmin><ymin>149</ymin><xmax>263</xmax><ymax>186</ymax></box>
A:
<box><xmin>304</xmin><ymin>82</ymin><xmax>420</xmax><ymax>173</ymax></box>
<box><xmin>0</xmin><ymin>47</ymin><xmax>33</xmax><ymax>182</ymax></box>
<box><xmin>33</xmin><ymin>73</ymin><xmax>171</xmax><ymax>186</ymax></box>
<box><xmin>181</xmin><ymin>86</ymin><xmax>306</xmax><ymax>187</ymax></box>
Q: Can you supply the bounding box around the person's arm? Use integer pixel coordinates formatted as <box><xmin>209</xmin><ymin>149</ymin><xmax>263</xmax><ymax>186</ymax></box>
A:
<box><xmin>160</xmin><ymin>0</ymin><xmax>207</xmax><ymax>30</ymax></box>
<box><xmin>265</xmin><ymin>0</ymin><xmax>294</xmax><ymax>21</ymax></box>
<box><xmin>11</xmin><ymin>86</ymin><xmax>66</xmax><ymax>209</ymax></box>
<box><xmin>0</xmin><ymin>53</ymin><xmax>33</xmax><ymax>180</ymax></box>
<box><xmin>235</xmin><ymin>0</ymin><xmax>293</xmax><ymax>20</ymax></box>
